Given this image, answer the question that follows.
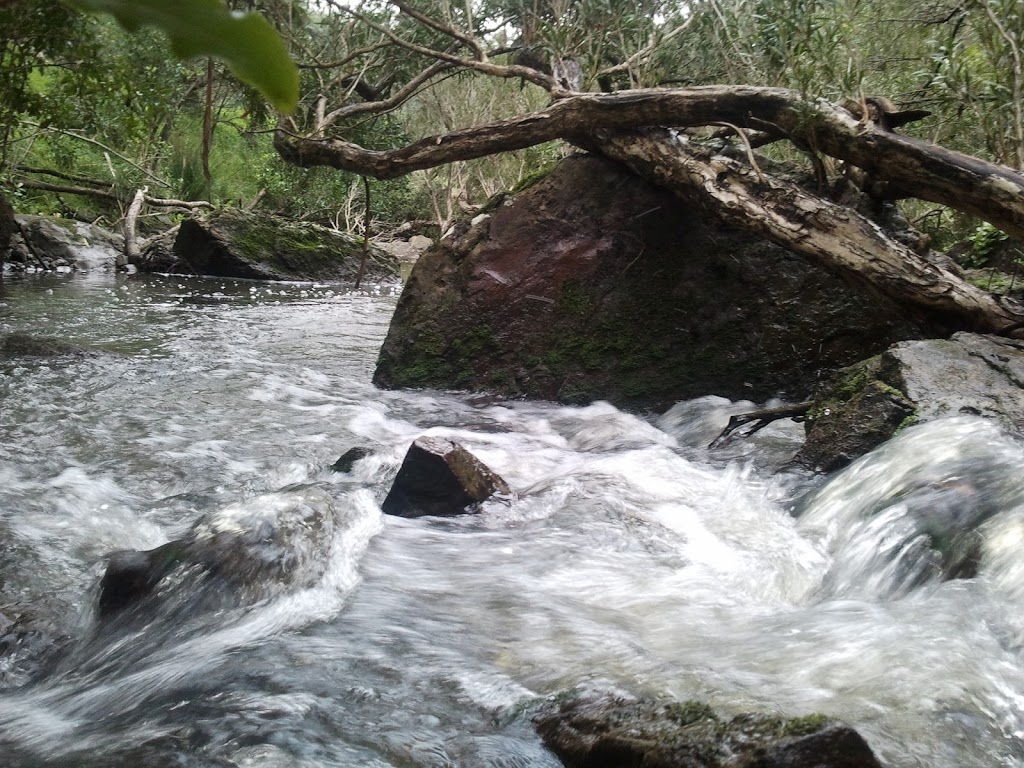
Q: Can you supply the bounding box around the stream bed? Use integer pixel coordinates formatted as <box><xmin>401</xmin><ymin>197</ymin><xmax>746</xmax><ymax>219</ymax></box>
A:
<box><xmin>0</xmin><ymin>272</ymin><xmax>1022</xmax><ymax>767</ymax></box>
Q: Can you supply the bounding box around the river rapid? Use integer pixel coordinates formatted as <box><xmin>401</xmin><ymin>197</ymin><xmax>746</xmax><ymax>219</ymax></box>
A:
<box><xmin>0</xmin><ymin>272</ymin><xmax>1022</xmax><ymax>767</ymax></box>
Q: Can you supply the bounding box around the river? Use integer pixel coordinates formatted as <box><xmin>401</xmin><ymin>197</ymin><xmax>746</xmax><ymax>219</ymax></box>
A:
<box><xmin>0</xmin><ymin>272</ymin><xmax>1022</xmax><ymax>767</ymax></box>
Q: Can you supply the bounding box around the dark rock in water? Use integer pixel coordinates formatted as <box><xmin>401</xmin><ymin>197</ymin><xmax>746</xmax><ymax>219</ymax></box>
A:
<box><xmin>534</xmin><ymin>692</ymin><xmax>882</xmax><ymax>768</ymax></box>
<box><xmin>0</xmin><ymin>601</ymin><xmax>74</xmax><ymax>688</ymax></box>
<box><xmin>98</xmin><ymin>543</ymin><xmax>187</xmax><ymax>618</ymax></box>
<box><xmin>158</xmin><ymin>209</ymin><xmax>400</xmax><ymax>283</ymax></box>
<box><xmin>0</xmin><ymin>331</ymin><xmax>94</xmax><ymax>361</ymax></box>
<box><xmin>137</xmin><ymin>225</ymin><xmax>180</xmax><ymax>273</ymax></box>
<box><xmin>331</xmin><ymin>447</ymin><xmax>373</xmax><ymax>473</ymax></box>
<box><xmin>7</xmin><ymin>214</ymin><xmax>121</xmax><ymax>271</ymax></box>
<box><xmin>381</xmin><ymin>437</ymin><xmax>512</xmax><ymax>518</ymax></box>
<box><xmin>800</xmin><ymin>333</ymin><xmax>1024</xmax><ymax>471</ymax></box>
<box><xmin>98</xmin><ymin>487</ymin><xmax>337</xmax><ymax>617</ymax></box>
<box><xmin>373</xmin><ymin>153</ymin><xmax>920</xmax><ymax>409</ymax></box>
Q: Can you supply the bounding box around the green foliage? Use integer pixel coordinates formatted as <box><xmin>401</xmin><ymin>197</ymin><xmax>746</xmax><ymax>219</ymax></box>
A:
<box><xmin>967</xmin><ymin>222</ymin><xmax>1009</xmax><ymax>266</ymax></box>
<box><xmin>64</xmin><ymin>0</ymin><xmax>299</xmax><ymax>112</ymax></box>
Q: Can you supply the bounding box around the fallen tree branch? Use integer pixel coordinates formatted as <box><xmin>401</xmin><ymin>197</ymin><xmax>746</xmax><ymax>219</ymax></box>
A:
<box><xmin>122</xmin><ymin>186</ymin><xmax>148</xmax><ymax>267</ymax></box>
<box><xmin>274</xmin><ymin>85</ymin><xmax>1024</xmax><ymax>241</ymax></box>
<box><xmin>14</xmin><ymin>179</ymin><xmax>213</xmax><ymax>210</ymax></box>
<box><xmin>595</xmin><ymin>127</ymin><xmax>1024</xmax><ymax>336</ymax></box>
<box><xmin>709</xmin><ymin>401</ymin><xmax>813</xmax><ymax>448</ymax></box>
<box><xmin>14</xmin><ymin>164</ymin><xmax>112</xmax><ymax>189</ymax></box>
<box><xmin>19</xmin><ymin>120</ymin><xmax>172</xmax><ymax>189</ymax></box>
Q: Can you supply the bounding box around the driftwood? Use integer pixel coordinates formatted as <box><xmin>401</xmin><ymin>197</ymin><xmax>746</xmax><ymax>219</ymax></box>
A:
<box><xmin>709</xmin><ymin>401</ymin><xmax>814</xmax><ymax>449</ymax></box>
<box><xmin>121</xmin><ymin>186</ymin><xmax>148</xmax><ymax>267</ymax></box>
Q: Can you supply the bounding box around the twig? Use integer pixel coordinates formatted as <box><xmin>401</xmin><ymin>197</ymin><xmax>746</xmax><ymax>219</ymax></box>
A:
<box><xmin>709</xmin><ymin>401</ymin><xmax>813</xmax><ymax>448</ymax></box>
<box><xmin>18</xmin><ymin>120</ymin><xmax>171</xmax><ymax>189</ymax></box>
<box><xmin>710</xmin><ymin>122</ymin><xmax>766</xmax><ymax>182</ymax></box>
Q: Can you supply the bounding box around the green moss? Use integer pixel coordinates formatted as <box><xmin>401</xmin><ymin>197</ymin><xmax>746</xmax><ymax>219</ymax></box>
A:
<box><xmin>557</xmin><ymin>280</ymin><xmax>595</xmax><ymax>316</ymax></box>
<box><xmin>781</xmin><ymin>713</ymin><xmax>832</xmax><ymax>738</ymax></box>
<box><xmin>507</xmin><ymin>161</ymin><xmax>559</xmax><ymax>196</ymax></box>
<box><xmin>665</xmin><ymin>701</ymin><xmax>718</xmax><ymax>726</ymax></box>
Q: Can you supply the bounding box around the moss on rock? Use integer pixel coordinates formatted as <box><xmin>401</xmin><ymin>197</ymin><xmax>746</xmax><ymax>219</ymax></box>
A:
<box><xmin>167</xmin><ymin>209</ymin><xmax>399</xmax><ymax>283</ymax></box>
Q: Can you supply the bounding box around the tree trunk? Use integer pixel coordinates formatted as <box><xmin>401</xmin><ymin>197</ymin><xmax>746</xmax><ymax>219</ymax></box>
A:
<box><xmin>595</xmin><ymin>128</ymin><xmax>1024</xmax><ymax>336</ymax></box>
<box><xmin>122</xmin><ymin>186</ymin><xmax>148</xmax><ymax>267</ymax></box>
<box><xmin>0</xmin><ymin>188</ymin><xmax>14</xmax><ymax>265</ymax></box>
<box><xmin>274</xmin><ymin>86</ymin><xmax>1024</xmax><ymax>240</ymax></box>
<box><xmin>273</xmin><ymin>84</ymin><xmax>1024</xmax><ymax>337</ymax></box>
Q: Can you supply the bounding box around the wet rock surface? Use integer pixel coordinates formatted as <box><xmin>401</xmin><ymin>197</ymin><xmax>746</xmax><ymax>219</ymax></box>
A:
<box><xmin>0</xmin><ymin>601</ymin><xmax>74</xmax><ymax>689</ymax></box>
<box><xmin>800</xmin><ymin>333</ymin><xmax>1024</xmax><ymax>471</ymax></box>
<box><xmin>6</xmin><ymin>215</ymin><xmax>122</xmax><ymax>272</ymax></box>
<box><xmin>98</xmin><ymin>487</ymin><xmax>338</xmax><ymax>617</ymax></box>
<box><xmin>534</xmin><ymin>691</ymin><xmax>882</xmax><ymax>768</ymax></box>
<box><xmin>0</xmin><ymin>331</ymin><xmax>96</xmax><ymax>361</ymax></box>
<box><xmin>155</xmin><ymin>210</ymin><xmax>400</xmax><ymax>283</ymax></box>
<box><xmin>381</xmin><ymin>437</ymin><xmax>512</xmax><ymax>518</ymax></box>
<box><xmin>374</xmin><ymin>153</ymin><xmax>921</xmax><ymax>409</ymax></box>
<box><xmin>330</xmin><ymin>447</ymin><xmax>373</xmax><ymax>474</ymax></box>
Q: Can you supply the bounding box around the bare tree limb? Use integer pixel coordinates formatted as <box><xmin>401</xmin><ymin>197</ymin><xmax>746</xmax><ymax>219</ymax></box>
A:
<box><xmin>320</xmin><ymin>61</ymin><xmax>455</xmax><ymax>129</ymax></box>
<box><xmin>14</xmin><ymin>179</ymin><xmax>213</xmax><ymax>209</ymax></box>
<box><xmin>342</xmin><ymin>6</ymin><xmax>564</xmax><ymax>94</ymax></box>
<box><xmin>596</xmin><ymin>127</ymin><xmax>1024</xmax><ymax>336</ymax></box>
<box><xmin>122</xmin><ymin>186</ymin><xmax>147</xmax><ymax>267</ymax></box>
<box><xmin>391</xmin><ymin>1</ymin><xmax>485</xmax><ymax>62</ymax></box>
<box><xmin>276</xmin><ymin>86</ymin><xmax>1024</xmax><ymax>242</ymax></box>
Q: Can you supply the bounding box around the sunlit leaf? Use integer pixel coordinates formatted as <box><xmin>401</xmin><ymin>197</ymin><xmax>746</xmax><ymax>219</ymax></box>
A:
<box><xmin>64</xmin><ymin>0</ymin><xmax>299</xmax><ymax>113</ymax></box>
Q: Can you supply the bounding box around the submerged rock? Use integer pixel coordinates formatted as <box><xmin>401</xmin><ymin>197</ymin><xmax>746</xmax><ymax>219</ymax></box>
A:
<box><xmin>381</xmin><ymin>437</ymin><xmax>512</xmax><ymax>518</ymax></box>
<box><xmin>534</xmin><ymin>691</ymin><xmax>881</xmax><ymax>768</ymax></box>
<box><xmin>0</xmin><ymin>331</ymin><xmax>96</xmax><ymax>361</ymax></box>
<box><xmin>153</xmin><ymin>209</ymin><xmax>400</xmax><ymax>283</ymax></box>
<box><xmin>0</xmin><ymin>601</ymin><xmax>74</xmax><ymax>688</ymax></box>
<box><xmin>797</xmin><ymin>417</ymin><xmax>1024</xmax><ymax>597</ymax></box>
<box><xmin>373</xmin><ymin>153</ymin><xmax>920</xmax><ymax>409</ymax></box>
<box><xmin>98</xmin><ymin>487</ymin><xmax>337</xmax><ymax>617</ymax></box>
<box><xmin>330</xmin><ymin>447</ymin><xmax>373</xmax><ymax>473</ymax></box>
<box><xmin>800</xmin><ymin>333</ymin><xmax>1024</xmax><ymax>471</ymax></box>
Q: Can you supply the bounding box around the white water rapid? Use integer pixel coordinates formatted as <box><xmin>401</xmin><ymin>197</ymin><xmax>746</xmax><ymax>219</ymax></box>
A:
<box><xmin>0</xmin><ymin>273</ymin><xmax>1022</xmax><ymax>767</ymax></box>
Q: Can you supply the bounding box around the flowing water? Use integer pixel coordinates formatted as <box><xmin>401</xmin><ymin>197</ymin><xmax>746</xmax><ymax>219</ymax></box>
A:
<box><xmin>1</xmin><ymin>272</ymin><xmax>1023</xmax><ymax>767</ymax></box>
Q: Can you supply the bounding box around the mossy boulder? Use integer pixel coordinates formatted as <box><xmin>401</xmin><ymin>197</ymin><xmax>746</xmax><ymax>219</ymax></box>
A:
<box><xmin>799</xmin><ymin>332</ymin><xmax>1024</xmax><ymax>471</ymax></box>
<box><xmin>534</xmin><ymin>691</ymin><xmax>881</xmax><ymax>768</ymax></box>
<box><xmin>162</xmin><ymin>210</ymin><xmax>399</xmax><ymax>283</ymax></box>
<box><xmin>373</xmin><ymin>154</ymin><xmax>921</xmax><ymax>409</ymax></box>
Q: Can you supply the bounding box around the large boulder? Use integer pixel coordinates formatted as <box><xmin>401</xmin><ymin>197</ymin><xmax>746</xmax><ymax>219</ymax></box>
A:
<box><xmin>534</xmin><ymin>691</ymin><xmax>882</xmax><ymax>768</ymax></box>
<box><xmin>799</xmin><ymin>332</ymin><xmax>1024</xmax><ymax>471</ymax></box>
<box><xmin>373</xmin><ymin>154</ymin><xmax>921</xmax><ymax>409</ymax></box>
<box><xmin>7</xmin><ymin>214</ymin><xmax>122</xmax><ymax>271</ymax></box>
<box><xmin>153</xmin><ymin>209</ymin><xmax>400</xmax><ymax>283</ymax></box>
<box><xmin>381</xmin><ymin>437</ymin><xmax>512</xmax><ymax>518</ymax></box>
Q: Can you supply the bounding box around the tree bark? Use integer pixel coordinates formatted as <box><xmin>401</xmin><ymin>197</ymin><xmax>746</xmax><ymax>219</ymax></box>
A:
<box><xmin>596</xmin><ymin>128</ymin><xmax>1024</xmax><ymax>335</ymax></box>
<box><xmin>0</xmin><ymin>188</ymin><xmax>14</xmax><ymax>264</ymax></box>
<box><xmin>274</xmin><ymin>85</ymin><xmax>1024</xmax><ymax>241</ymax></box>
<box><xmin>122</xmin><ymin>186</ymin><xmax>147</xmax><ymax>267</ymax></box>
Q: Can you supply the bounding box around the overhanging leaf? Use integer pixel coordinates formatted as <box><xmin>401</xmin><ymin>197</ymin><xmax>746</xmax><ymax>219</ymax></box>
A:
<box><xmin>65</xmin><ymin>0</ymin><xmax>299</xmax><ymax>113</ymax></box>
